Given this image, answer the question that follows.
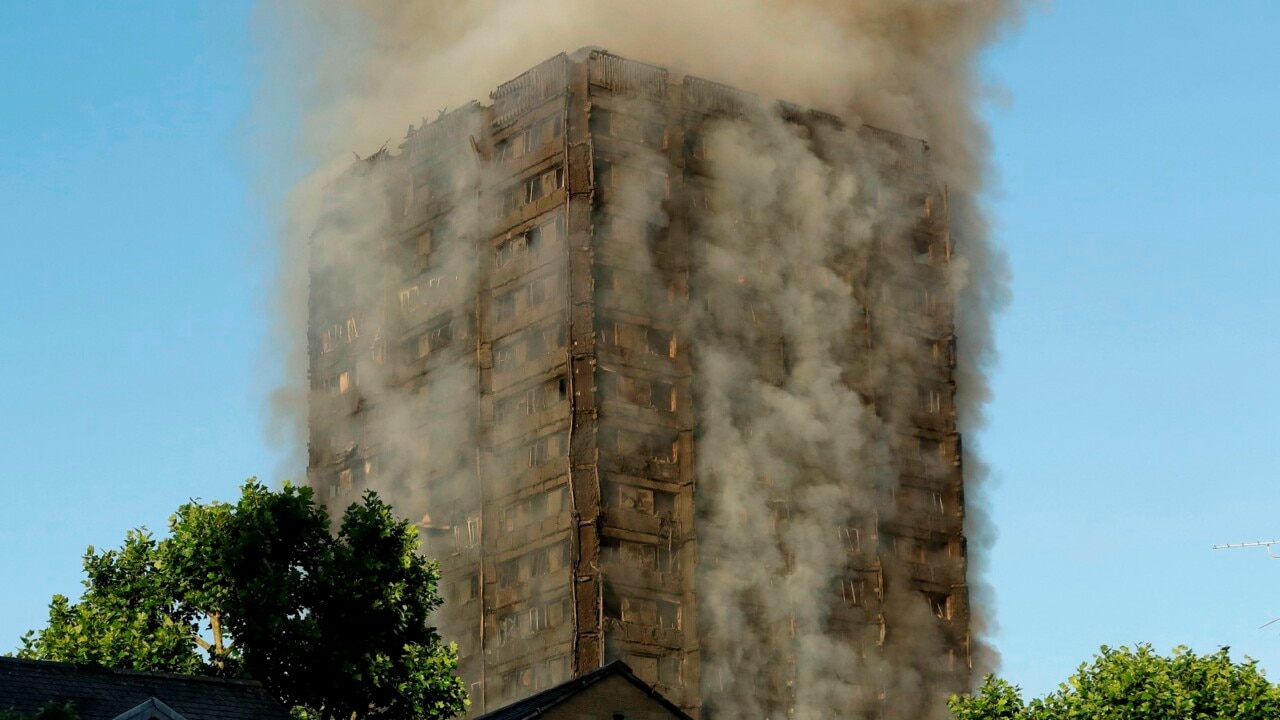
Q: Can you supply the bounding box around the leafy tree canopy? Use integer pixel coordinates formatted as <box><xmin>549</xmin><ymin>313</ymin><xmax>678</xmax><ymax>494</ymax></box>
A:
<box><xmin>950</xmin><ymin>643</ymin><xmax>1280</xmax><ymax>720</ymax></box>
<box><xmin>17</xmin><ymin>480</ymin><xmax>467</xmax><ymax>720</ymax></box>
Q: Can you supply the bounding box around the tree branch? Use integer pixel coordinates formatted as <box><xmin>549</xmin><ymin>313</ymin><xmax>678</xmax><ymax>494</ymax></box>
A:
<box><xmin>209</xmin><ymin>613</ymin><xmax>224</xmax><ymax>655</ymax></box>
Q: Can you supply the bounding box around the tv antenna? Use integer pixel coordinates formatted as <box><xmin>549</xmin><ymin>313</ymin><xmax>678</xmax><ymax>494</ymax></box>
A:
<box><xmin>1212</xmin><ymin>539</ymin><xmax>1280</xmax><ymax>559</ymax></box>
<box><xmin>1213</xmin><ymin>540</ymin><xmax>1280</xmax><ymax>629</ymax></box>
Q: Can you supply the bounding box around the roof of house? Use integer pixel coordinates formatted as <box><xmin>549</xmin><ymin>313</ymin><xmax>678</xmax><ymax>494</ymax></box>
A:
<box><xmin>475</xmin><ymin>661</ymin><xmax>693</xmax><ymax>720</ymax></box>
<box><xmin>0</xmin><ymin>658</ymin><xmax>291</xmax><ymax>720</ymax></box>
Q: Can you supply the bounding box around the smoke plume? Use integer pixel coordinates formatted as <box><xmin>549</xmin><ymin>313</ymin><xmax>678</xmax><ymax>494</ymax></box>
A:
<box><xmin>256</xmin><ymin>1</ymin><xmax>1019</xmax><ymax>717</ymax></box>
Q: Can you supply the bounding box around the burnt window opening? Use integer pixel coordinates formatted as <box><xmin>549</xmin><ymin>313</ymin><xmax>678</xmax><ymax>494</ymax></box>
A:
<box><xmin>643</xmin><ymin>121</ymin><xmax>668</xmax><ymax>149</ymax></box>
<box><xmin>499</xmin><ymin>485</ymin><xmax>569</xmax><ymax>534</ymax></box>
<box><xmin>524</xmin><ymin>166</ymin><xmax>565</xmax><ymax>204</ymax></box>
<box><xmin>523</xmin><ymin>320</ymin><xmax>567</xmax><ymax>360</ymax></box>
<box><xmin>839</xmin><ymin>577</ymin><xmax>868</xmax><ymax>607</ymax></box>
<box><xmin>316</xmin><ymin>369</ymin><xmax>355</xmax><ymax>396</ymax></box>
<box><xmin>683</xmin><ymin>130</ymin><xmax>708</xmax><ymax>159</ymax></box>
<box><xmin>840</xmin><ymin>526</ymin><xmax>861</xmax><ymax>552</ymax></box>
<box><xmin>498</xmin><ymin>541</ymin><xmax>570</xmax><ymax>586</ymax></box>
<box><xmin>590</xmin><ymin>107</ymin><xmax>613</xmax><ymax>137</ymax></box>
<box><xmin>417</xmin><ymin>231</ymin><xmax>432</xmax><ymax>257</ymax></box>
<box><xmin>494</xmin><ymin>376</ymin><xmax>567</xmax><ymax>425</ymax></box>
<box><xmin>613</xmin><ymin>483</ymin><xmax>677</xmax><ymax>518</ymax></box>
<box><xmin>498</xmin><ymin>113</ymin><xmax>565</xmax><ymax>162</ymax></box>
<box><xmin>918</xmin><ymin>388</ymin><xmax>943</xmax><ymax>414</ymax></box>
<box><xmin>916</xmin><ymin>287</ymin><xmax>938</xmax><ymax>318</ymax></box>
<box><xmin>598</xmin><ymin>320</ymin><xmax>678</xmax><ymax>359</ymax></box>
<box><xmin>923</xmin><ymin>591</ymin><xmax>952</xmax><ymax>621</ymax></box>
<box><xmin>594</xmin><ymin>159</ymin><xmax>613</xmax><ymax>190</ymax></box>
<box><xmin>398</xmin><ymin>285</ymin><xmax>420</xmax><ymax>313</ymax></box>
<box><xmin>604</xmin><ymin>373</ymin><xmax>678</xmax><ymax>412</ymax></box>
<box><xmin>612</xmin><ymin>429</ymin><xmax>680</xmax><ymax>465</ymax></box>
<box><xmin>646</xmin><ymin>224</ymin><xmax>671</xmax><ymax>256</ymax></box>
<box><xmin>495</xmin><ymin>432</ymin><xmax>567</xmax><ymax>473</ymax></box>
<box><xmin>918</xmin><ymin>437</ymin><xmax>943</xmax><ymax>464</ymax></box>
<box><xmin>601</xmin><ymin>536</ymin><xmax>680</xmax><ymax>575</ymax></box>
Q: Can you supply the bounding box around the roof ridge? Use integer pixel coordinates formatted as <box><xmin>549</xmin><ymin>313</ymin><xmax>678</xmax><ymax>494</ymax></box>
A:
<box><xmin>0</xmin><ymin>657</ymin><xmax>265</xmax><ymax>689</ymax></box>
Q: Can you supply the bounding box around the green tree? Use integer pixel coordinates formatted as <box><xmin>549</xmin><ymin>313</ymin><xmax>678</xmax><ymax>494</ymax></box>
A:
<box><xmin>950</xmin><ymin>644</ymin><xmax>1280</xmax><ymax>720</ymax></box>
<box><xmin>18</xmin><ymin>480</ymin><xmax>467</xmax><ymax>720</ymax></box>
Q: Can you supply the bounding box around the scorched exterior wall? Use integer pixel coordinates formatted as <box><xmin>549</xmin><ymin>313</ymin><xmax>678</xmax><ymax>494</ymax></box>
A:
<box><xmin>307</xmin><ymin>49</ymin><xmax>970</xmax><ymax>718</ymax></box>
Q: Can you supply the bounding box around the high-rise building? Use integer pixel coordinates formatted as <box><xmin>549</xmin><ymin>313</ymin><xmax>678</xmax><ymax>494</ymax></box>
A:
<box><xmin>308</xmin><ymin>48</ymin><xmax>971</xmax><ymax>719</ymax></box>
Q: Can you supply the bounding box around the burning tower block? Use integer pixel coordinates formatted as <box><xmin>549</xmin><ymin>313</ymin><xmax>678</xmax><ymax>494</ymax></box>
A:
<box><xmin>308</xmin><ymin>48</ymin><xmax>971</xmax><ymax>719</ymax></box>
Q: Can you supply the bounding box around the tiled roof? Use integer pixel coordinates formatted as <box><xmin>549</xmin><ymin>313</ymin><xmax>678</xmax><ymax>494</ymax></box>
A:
<box><xmin>475</xmin><ymin>661</ymin><xmax>692</xmax><ymax>720</ymax></box>
<box><xmin>0</xmin><ymin>658</ymin><xmax>291</xmax><ymax>720</ymax></box>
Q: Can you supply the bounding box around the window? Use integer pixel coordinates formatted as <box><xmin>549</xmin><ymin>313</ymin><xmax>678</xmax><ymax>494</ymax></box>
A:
<box><xmin>648</xmin><ymin>327</ymin><xmax>677</xmax><ymax>358</ymax></box>
<box><xmin>499</xmin><ymin>559</ymin><xmax>518</xmax><ymax>587</ymax></box>
<box><xmin>338</xmin><ymin>370</ymin><xmax>353</xmax><ymax>394</ymax></box>
<box><xmin>337</xmin><ymin>468</ymin><xmax>353</xmax><ymax>494</ymax></box>
<box><xmin>916</xmin><ymin>288</ymin><xmax>937</xmax><ymax>317</ymax></box>
<box><xmin>613</xmin><ymin>540</ymin><xmax>657</xmax><ymax>570</ymax></box>
<box><xmin>500</xmin><ymin>667</ymin><xmax>533</xmax><ymax>697</ymax></box>
<box><xmin>594</xmin><ymin>159</ymin><xmax>612</xmax><ymax>190</ymax></box>
<box><xmin>495</xmin><ymin>235</ymin><xmax>527</xmax><ymax>268</ymax></box>
<box><xmin>923</xmin><ymin>591</ymin><xmax>951</xmax><ymax>620</ymax></box>
<box><xmin>523</xmin><ymin>167</ymin><xmax>564</xmax><ymax>204</ymax></box>
<box><xmin>590</xmin><ymin>108</ymin><xmax>612</xmax><ymax>136</ymax></box>
<box><xmin>399</xmin><ymin>286</ymin><xmax>420</xmax><ymax>313</ymax></box>
<box><xmin>840</xmin><ymin>526</ymin><xmax>861</xmax><ymax>552</ymax></box>
<box><xmin>658</xmin><ymin>599</ymin><xmax>681</xmax><ymax>629</ymax></box>
<box><xmin>527</xmin><ymin>277</ymin><xmax>548</xmax><ymax>307</ymax></box>
<box><xmin>627</xmin><ymin>654</ymin><xmax>659</xmax><ymax>685</ymax></box>
<box><xmin>614</xmin><ymin>431</ymin><xmax>679</xmax><ymax>464</ymax></box>
<box><xmin>466</xmin><ymin>512</ymin><xmax>481</xmax><ymax>547</ymax></box>
<box><xmin>684</xmin><ymin>131</ymin><xmax>707</xmax><ymax>159</ymax></box>
<box><xmin>622</xmin><ymin>597</ymin><xmax>658</xmax><ymax>625</ymax></box>
<box><xmin>522</xmin><ymin>432</ymin><xmax>565</xmax><ymax>469</ymax></box>
<box><xmin>548</xmin><ymin>655</ymin><xmax>571</xmax><ymax>685</ymax></box>
<box><xmin>546</xmin><ymin>597</ymin><xmax>569</xmax><ymax>628</ymax></box>
<box><xmin>920</xmin><ymin>388</ymin><xmax>942</xmax><ymax>414</ymax></box>
<box><xmin>494</xmin><ymin>396</ymin><xmax>513</xmax><ymax>425</ymax></box>
<box><xmin>494</xmin><ymin>291</ymin><xmax>516</xmax><ymax>321</ymax></box>
<box><xmin>417</xmin><ymin>232</ymin><xmax>432</xmax><ymax>256</ymax></box>
<box><xmin>454</xmin><ymin>574</ymin><xmax>479</xmax><ymax>603</ymax></box>
<box><xmin>840</xmin><ymin>577</ymin><xmax>867</xmax><ymax>606</ymax></box>
<box><xmin>494</xmin><ymin>344</ymin><xmax>515</xmax><ymax>371</ymax></box>
<box><xmin>618</xmin><ymin>484</ymin><xmax>655</xmax><ymax>514</ymax></box>
<box><xmin>897</xmin><ymin>538</ymin><xmax>927</xmax><ymax>564</ymax></box>
<box><xmin>659</xmin><ymin>656</ymin><xmax>682</xmax><ymax>686</ymax></box>
<box><xmin>363</xmin><ymin>457</ymin><xmax>377</xmax><ymax>480</ymax></box>
<box><xmin>539</xmin><ymin>214</ymin><xmax>565</xmax><ymax>245</ymax></box>
<box><xmin>644</xmin><ymin>122</ymin><xmax>668</xmax><ymax>149</ymax></box>
<box><xmin>646</xmin><ymin>224</ymin><xmax>670</xmax><ymax>256</ymax></box>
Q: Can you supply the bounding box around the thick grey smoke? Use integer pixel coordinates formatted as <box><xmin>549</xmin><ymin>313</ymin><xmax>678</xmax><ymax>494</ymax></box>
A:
<box><xmin>257</xmin><ymin>1</ymin><xmax>1018</xmax><ymax>717</ymax></box>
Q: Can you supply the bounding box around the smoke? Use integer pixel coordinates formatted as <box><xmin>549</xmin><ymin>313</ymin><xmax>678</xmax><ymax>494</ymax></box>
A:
<box><xmin>256</xmin><ymin>1</ymin><xmax>1019</xmax><ymax>717</ymax></box>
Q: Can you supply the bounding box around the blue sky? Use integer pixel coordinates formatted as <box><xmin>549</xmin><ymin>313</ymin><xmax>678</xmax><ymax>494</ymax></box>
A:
<box><xmin>2</xmin><ymin>0</ymin><xmax>1278</xmax><ymax>699</ymax></box>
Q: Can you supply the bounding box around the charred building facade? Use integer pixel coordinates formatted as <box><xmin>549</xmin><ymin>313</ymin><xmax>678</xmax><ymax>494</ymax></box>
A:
<box><xmin>307</xmin><ymin>49</ymin><xmax>972</xmax><ymax>719</ymax></box>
